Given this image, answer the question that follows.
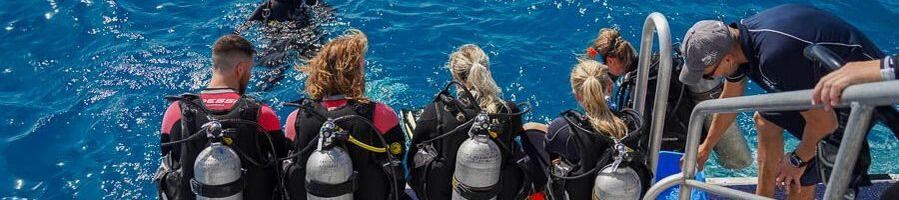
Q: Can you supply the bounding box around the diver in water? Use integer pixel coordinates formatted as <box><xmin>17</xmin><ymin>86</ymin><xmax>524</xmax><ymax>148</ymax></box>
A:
<box><xmin>405</xmin><ymin>44</ymin><xmax>546</xmax><ymax>200</ymax></box>
<box><xmin>585</xmin><ymin>28</ymin><xmax>752</xmax><ymax>169</ymax></box>
<box><xmin>280</xmin><ymin>29</ymin><xmax>408</xmax><ymax>200</ymax></box>
<box><xmin>544</xmin><ymin>60</ymin><xmax>651</xmax><ymax>200</ymax></box>
<box><xmin>155</xmin><ymin>34</ymin><xmax>290</xmax><ymax>200</ymax></box>
<box><xmin>236</xmin><ymin>0</ymin><xmax>333</xmax><ymax>91</ymax></box>
<box><xmin>246</xmin><ymin>0</ymin><xmax>319</xmax><ymax>23</ymax></box>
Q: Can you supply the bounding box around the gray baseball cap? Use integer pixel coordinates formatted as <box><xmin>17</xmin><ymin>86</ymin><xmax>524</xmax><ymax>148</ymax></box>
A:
<box><xmin>680</xmin><ymin>20</ymin><xmax>735</xmax><ymax>85</ymax></box>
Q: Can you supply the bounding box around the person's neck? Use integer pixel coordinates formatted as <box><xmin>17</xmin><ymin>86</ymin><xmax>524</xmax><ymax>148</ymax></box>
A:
<box><xmin>729</xmin><ymin>27</ymin><xmax>748</xmax><ymax>65</ymax></box>
<box><xmin>207</xmin><ymin>73</ymin><xmax>241</xmax><ymax>92</ymax></box>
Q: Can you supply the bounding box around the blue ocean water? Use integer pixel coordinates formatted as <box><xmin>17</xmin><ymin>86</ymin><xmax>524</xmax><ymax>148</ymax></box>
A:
<box><xmin>1</xmin><ymin>0</ymin><xmax>897</xmax><ymax>199</ymax></box>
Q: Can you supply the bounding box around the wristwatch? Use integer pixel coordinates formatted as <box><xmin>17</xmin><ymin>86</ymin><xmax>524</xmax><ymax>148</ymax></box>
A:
<box><xmin>788</xmin><ymin>151</ymin><xmax>810</xmax><ymax>168</ymax></box>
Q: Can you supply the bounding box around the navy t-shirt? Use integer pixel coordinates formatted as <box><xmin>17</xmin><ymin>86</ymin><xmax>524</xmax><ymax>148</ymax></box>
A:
<box><xmin>726</xmin><ymin>4</ymin><xmax>884</xmax><ymax>92</ymax></box>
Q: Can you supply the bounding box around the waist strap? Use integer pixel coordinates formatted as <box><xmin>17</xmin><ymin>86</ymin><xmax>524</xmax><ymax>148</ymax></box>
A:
<box><xmin>190</xmin><ymin>175</ymin><xmax>247</xmax><ymax>198</ymax></box>
<box><xmin>452</xmin><ymin>176</ymin><xmax>501</xmax><ymax>199</ymax></box>
<box><xmin>305</xmin><ymin>172</ymin><xmax>359</xmax><ymax>198</ymax></box>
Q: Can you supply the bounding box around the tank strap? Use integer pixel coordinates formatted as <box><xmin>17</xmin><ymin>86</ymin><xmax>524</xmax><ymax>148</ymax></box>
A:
<box><xmin>452</xmin><ymin>176</ymin><xmax>502</xmax><ymax>200</ymax></box>
<box><xmin>189</xmin><ymin>174</ymin><xmax>247</xmax><ymax>198</ymax></box>
<box><xmin>305</xmin><ymin>172</ymin><xmax>358</xmax><ymax>198</ymax></box>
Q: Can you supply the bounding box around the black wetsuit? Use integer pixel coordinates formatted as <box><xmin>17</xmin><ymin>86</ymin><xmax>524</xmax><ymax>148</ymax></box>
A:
<box><xmin>544</xmin><ymin>109</ymin><xmax>652</xmax><ymax>199</ymax></box>
<box><xmin>727</xmin><ymin>4</ymin><xmax>884</xmax><ymax>187</ymax></box>
<box><xmin>248</xmin><ymin>0</ymin><xmax>316</xmax><ymax>22</ymax></box>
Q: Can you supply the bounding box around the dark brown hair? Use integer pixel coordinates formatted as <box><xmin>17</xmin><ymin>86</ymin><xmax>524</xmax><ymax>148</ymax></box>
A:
<box><xmin>212</xmin><ymin>34</ymin><xmax>256</xmax><ymax>70</ymax></box>
<box><xmin>589</xmin><ymin>28</ymin><xmax>636</xmax><ymax>70</ymax></box>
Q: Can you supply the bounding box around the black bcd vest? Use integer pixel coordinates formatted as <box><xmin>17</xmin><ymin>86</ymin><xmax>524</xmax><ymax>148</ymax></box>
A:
<box><xmin>408</xmin><ymin>83</ymin><xmax>543</xmax><ymax>200</ymax></box>
<box><xmin>283</xmin><ymin>99</ymin><xmax>404</xmax><ymax>200</ymax></box>
<box><xmin>155</xmin><ymin>94</ymin><xmax>283</xmax><ymax>200</ymax></box>
<box><xmin>545</xmin><ymin>109</ymin><xmax>653</xmax><ymax>200</ymax></box>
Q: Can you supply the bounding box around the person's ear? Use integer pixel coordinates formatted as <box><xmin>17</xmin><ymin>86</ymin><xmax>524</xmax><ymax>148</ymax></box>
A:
<box><xmin>236</xmin><ymin>61</ymin><xmax>249</xmax><ymax>76</ymax></box>
<box><xmin>606</xmin><ymin>57</ymin><xmax>617</xmax><ymax>66</ymax></box>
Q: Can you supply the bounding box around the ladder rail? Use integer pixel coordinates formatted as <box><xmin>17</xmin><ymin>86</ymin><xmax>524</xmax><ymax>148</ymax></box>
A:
<box><xmin>634</xmin><ymin>12</ymin><xmax>673</xmax><ymax>180</ymax></box>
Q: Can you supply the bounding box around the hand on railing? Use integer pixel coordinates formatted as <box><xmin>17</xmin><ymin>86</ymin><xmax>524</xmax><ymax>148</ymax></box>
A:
<box><xmin>812</xmin><ymin>60</ymin><xmax>884</xmax><ymax>111</ymax></box>
<box><xmin>680</xmin><ymin>145</ymin><xmax>711</xmax><ymax>171</ymax></box>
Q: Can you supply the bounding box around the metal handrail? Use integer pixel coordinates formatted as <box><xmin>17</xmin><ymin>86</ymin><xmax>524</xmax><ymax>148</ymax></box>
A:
<box><xmin>643</xmin><ymin>80</ymin><xmax>899</xmax><ymax>200</ymax></box>
<box><xmin>634</xmin><ymin>12</ymin><xmax>673</xmax><ymax>179</ymax></box>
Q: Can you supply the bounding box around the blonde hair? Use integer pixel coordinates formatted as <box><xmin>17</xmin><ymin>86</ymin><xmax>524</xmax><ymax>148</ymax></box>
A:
<box><xmin>589</xmin><ymin>28</ymin><xmax>636</xmax><ymax>70</ymax></box>
<box><xmin>447</xmin><ymin>44</ymin><xmax>503</xmax><ymax>113</ymax></box>
<box><xmin>571</xmin><ymin>60</ymin><xmax>628</xmax><ymax>139</ymax></box>
<box><xmin>299</xmin><ymin>29</ymin><xmax>369</xmax><ymax>102</ymax></box>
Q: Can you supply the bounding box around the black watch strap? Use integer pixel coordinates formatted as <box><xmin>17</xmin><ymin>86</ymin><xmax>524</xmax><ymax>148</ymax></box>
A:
<box><xmin>790</xmin><ymin>151</ymin><xmax>811</xmax><ymax>168</ymax></box>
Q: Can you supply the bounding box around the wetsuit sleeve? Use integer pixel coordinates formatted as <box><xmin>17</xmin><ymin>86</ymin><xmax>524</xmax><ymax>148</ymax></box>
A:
<box><xmin>259</xmin><ymin>105</ymin><xmax>290</xmax><ymax>158</ymax></box>
<box><xmin>374</xmin><ymin>103</ymin><xmax>405</xmax><ymax>157</ymax></box>
<box><xmin>284</xmin><ymin>110</ymin><xmax>299</xmax><ymax>142</ymax></box>
<box><xmin>160</xmin><ymin>102</ymin><xmax>182</xmax><ymax>154</ymax></box>
<box><xmin>545</xmin><ymin>117</ymin><xmax>572</xmax><ymax>161</ymax></box>
<box><xmin>373</xmin><ymin>103</ymin><xmax>400</xmax><ymax>134</ymax></box>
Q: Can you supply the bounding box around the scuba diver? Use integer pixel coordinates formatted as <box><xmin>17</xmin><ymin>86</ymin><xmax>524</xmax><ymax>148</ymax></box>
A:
<box><xmin>406</xmin><ymin>44</ymin><xmax>547</xmax><ymax>200</ymax></box>
<box><xmin>235</xmin><ymin>0</ymin><xmax>335</xmax><ymax>91</ymax></box>
<box><xmin>155</xmin><ymin>34</ymin><xmax>290</xmax><ymax>200</ymax></box>
<box><xmin>544</xmin><ymin>60</ymin><xmax>652</xmax><ymax>200</ymax></box>
<box><xmin>585</xmin><ymin>28</ymin><xmax>752</xmax><ymax>169</ymax></box>
<box><xmin>280</xmin><ymin>29</ymin><xmax>407</xmax><ymax>200</ymax></box>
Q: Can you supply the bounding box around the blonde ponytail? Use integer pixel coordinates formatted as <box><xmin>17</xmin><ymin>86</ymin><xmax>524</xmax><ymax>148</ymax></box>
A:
<box><xmin>448</xmin><ymin>44</ymin><xmax>503</xmax><ymax>113</ymax></box>
<box><xmin>571</xmin><ymin>60</ymin><xmax>628</xmax><ymax>139</ymax></box>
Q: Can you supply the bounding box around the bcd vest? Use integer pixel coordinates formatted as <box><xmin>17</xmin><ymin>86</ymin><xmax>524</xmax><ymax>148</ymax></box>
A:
<box><xmin>283</xmin><ymin>99</ymin><xmax>404</xmax><ymax>200</ymax></box>
<box><xmin>155</xmin><ymin>94</ymin><xmax>283</xmax><ymax>200</ymax></box>
<box><xmin>545</xmin><ymin>109</ymin><xmax>652</xmax><ymax>200</ymax></box>
<box><xmin>408</xmin><ymin>82</ymin><xmax>544</xmax><ymax>200</ymax></box>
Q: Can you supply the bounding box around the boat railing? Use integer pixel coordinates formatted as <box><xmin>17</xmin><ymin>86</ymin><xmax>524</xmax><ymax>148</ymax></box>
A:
<box><xmin>642</xmin><ymin>80</ymin><xmax>899</xmax><ymax>200</ymax></box>
<box><xmin>634</xmin><ymin>12</ymin><xmax>673</xmax><ymax>179</ymax></box>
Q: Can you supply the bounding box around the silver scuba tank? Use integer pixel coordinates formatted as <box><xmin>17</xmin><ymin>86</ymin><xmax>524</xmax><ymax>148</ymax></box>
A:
<box><xmin>592</xmin><ymin>142</ymin><xmax>641</xmax><ymax>200</ymax></box>
<box><xmin>592</xmin><ymin>166</ymin><xmax>642</xmax><ymax>200</ymax></box>
<box><xmin>193</xmin><ymin>121</ymin><xmax>244</xmax><ymax>200</ymax></box>
<box><xmin>686</xmin><ymin>78</ymin><xmax>752</xmax><ymax>169</ymax></box>
<box><xmin>452</xmin><ymin>113</ymin><xmax>502</xmax><ymax>200</ymax></box>
<box><xmin>305</xmin><ymin>120</ymin><xmax>354</xmax><ymax>200</ymax></box>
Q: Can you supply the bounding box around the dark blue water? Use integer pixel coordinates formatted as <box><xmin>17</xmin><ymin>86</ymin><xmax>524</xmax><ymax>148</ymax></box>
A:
<box><xmin>1</xmin><ymin>0</ymin><xmax>897</xmax><ymax>199</ymax></box>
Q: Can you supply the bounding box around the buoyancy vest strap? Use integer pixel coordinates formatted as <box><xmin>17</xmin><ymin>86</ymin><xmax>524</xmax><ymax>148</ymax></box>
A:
<box><xmin>437</xmin><ymin>81</ymin><xmax>482</xmax><ymax>114</ymax></box>
<box><xmin>305</xmin><ymin>172</ymin><xmax>358</xmax><ymax>198</ymax></box>
<box><xmin>420</xmin><ymin>117</ymin><xmax>476</xmax><ymax>144</ymax></box>
<box><xmin>190</xmin><ymin>174</ymin><xmax>247</xmax><ymax>198</ymax></box>
<box><xmin>452</xmin><ymin>176</ymin><xmax>502</xmax><ymax>200</ymax></box>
